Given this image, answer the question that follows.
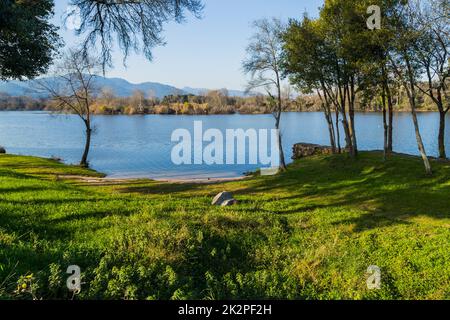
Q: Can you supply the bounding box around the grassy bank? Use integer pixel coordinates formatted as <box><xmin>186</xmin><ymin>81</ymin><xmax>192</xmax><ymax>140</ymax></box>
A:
<box><xmin>0</xmin><ymin>152</ymin><xmax>449</xmax><ymax>300</ymax></box>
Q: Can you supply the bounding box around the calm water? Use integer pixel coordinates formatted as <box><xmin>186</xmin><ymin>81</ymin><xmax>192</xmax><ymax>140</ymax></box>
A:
<box><xmin>0</xmin><ymin>111</ymin><xmax>448</xmax><ymax>179</ymax></box>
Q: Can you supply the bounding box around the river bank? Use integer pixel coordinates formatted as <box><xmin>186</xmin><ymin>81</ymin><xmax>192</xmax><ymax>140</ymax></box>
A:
<box><xmin>0</xmin><ymin>108</ymin><xmax>444</xmax><ymax>115</ymax></box>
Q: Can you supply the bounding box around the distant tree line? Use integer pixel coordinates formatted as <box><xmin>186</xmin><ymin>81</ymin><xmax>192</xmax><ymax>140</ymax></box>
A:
<box><xmin>0</xmin><ymin>94</ymin><xmax>47</xmax><ymax>111</ymax></box>
<box><xmin>0</xmin><ymin>89</ymin><xmax>299</xmax><ymax>114</ymax></box>
<box><xmin>0</xmin><ymin>84</ymin><xmax>441</xmax><ymax>114</ymax></box>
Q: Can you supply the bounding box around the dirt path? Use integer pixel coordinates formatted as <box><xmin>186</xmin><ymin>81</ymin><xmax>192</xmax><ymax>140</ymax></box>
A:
<box><xmin>58</xmin><ymin>174</ymin><xmax>249</xmax><ymax>186</ymax></box>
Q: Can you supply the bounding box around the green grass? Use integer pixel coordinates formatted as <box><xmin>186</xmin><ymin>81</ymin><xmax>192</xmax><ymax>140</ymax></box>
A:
<box><xmin>0</xmin><ymin>152</ymin><xmax>449</xmax><ymax>300</ymax></box>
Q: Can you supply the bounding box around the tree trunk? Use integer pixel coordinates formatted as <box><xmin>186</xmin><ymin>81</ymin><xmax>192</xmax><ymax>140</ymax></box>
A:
<box><xmin>277</xmin><ymin>126</ymin><xmax>286</xmax><ymax>171</ymax></box>
<box><xmin>438</xmin><ymin>110</ymin><xmax>447</xmax><ymax>159</ymax></box>
<box><xmin>435</xmin><ymin>89</ymin><xmax>447</xmax><ymax>160</ymax></box>
<box><xmin>340</xmin><ymin>95</ymin><xmax>354</xmax><ymax>157</ymax></box>
<box><xmin>421</xmin><ymin>63</ymin><xmax>447</xmax><ymax>160</ymax></box>
<box><xmin>405</xmin><ymin>86</ymin><xmax>432</xmax><ymax>174</ymax></box>
<box><xmin>385</xmin><ymin>80</ymin><xmax>394</xmax><ymax>154</ymax></box>
<box><xmin>348</xmin><ymin>104</ymin><xmax>357</xmax><ymax>156</ymax></box>
<box><xmin>275</xmin><ymin>78</ymin><xmax>286</xmax><ymax>171</ymax></box>
<box><xmin>403</xmin><ymin>54</ymin><xmax>432</xmax><ymax>175</ymax></box>
<box><xmin>348</xmin><ymin>80</ymin><xmax>358</xmax><ymax>157</ymax></box>
<box><xmin>318</xmin><ymin>88</ymin><xmax>336</xmax><ymax>153</ymax></box>
<box><xmin>326</xmin><ymin>111</ymin><xmax>337</xmax><ymax>153</ymax></box>
<box><xmin>388</xmin><ymin>98</ymin><xmax>394</xmax><ymax>153</ymax></box>
<box><xmin>335</xmin><ymin>107</ymin><xmax>341</xmax><ymax>153</ymax></box>
<box><xmin>410</xmin><ymin>105</ymin><xmax>432</xmax><ymax>174</ymax></box>
<box><xmin>382</xmin><ymin>88</ymin><xmax>388</xmax><ymax>161</ymax></box>
<box><xmin>337</xmin><ymin>85</ymin><xmax>353</xmax><ymax>157</ymax></box>
<box><xmin>339</xmin><ymin>88</ymin><xmax>353</xmax><ymax>156</ymax></box>
<box><xmin>322</xmin><ymin>104</ymin><xmax>336</xmax><ymax>153</ymax></box>
<box><xmin>341</xmin><ymin>116</ymin><xmax>353</xmax><ymax>156</ymax></box>
<box><xmin>275</xmin><ymin>112</ymin><xmax>287</xmax><ymax>171</ymax></box>
<box><xmin>80</xmin><ymin>122</ymin><xmax>91</xmax><ymax>167</ymax></box>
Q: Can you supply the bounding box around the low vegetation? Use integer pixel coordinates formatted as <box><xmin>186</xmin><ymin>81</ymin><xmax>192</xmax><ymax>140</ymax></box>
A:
<box><xmin>0</xmin><ymin>152</ymin><xmax>449</xmax><ymax>300</ymax></box>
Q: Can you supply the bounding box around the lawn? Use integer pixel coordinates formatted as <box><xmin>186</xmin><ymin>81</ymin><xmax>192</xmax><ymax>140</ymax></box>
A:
<box><xmin>0</xmin><ymin>152</ymin><xmax>449</xmax><ymax>300</ymax></box>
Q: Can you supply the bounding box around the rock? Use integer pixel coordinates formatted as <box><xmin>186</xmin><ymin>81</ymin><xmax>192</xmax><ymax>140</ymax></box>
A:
<box><xmin>50</xmin><ymin>156</ymin><xmax>63</xmax><ymax>162</ymax></box>
<box><xmin>292</xmin><ymin>143</ymin><xmax>340</xmax><ymax>160</ymax></box>
<box><xmin>0</xmin><ymin>146</ymin><xmax>5</xmax><ymax>154</ymax></box>
<box><xmin>221</xmin><ymin>199</ymin><xmax>238</xmax><ymax>207</ymax></box>
<box><xmin>212</xmin><ymin>191</ymin><xmax>234</xmax><ymax>206</ymax></box>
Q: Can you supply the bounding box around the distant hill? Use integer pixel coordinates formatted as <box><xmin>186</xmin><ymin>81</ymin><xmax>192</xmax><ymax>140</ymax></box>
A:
<box><xmin>0</xmin><ymin>76</ymin><xmax>185</xmax><ymax>99</ymax></box>
<box><xmin>182</xmin><ymin>87</ymin><xmax>250</xmax><ymax>98</ymax></box>
<box><xmin>0</xmin><ymin>77</ymin><xmax>248</xmax><ymax>99</ymax></box>
<box><xmin>0</xmin><ymin>81</ymin><xmax>37</xmax><ymax>97</ymax></box>
<box><xmin>93</xmin><ymin>77</ymin><xmax>185</xmax><ymax>98</ymax></box>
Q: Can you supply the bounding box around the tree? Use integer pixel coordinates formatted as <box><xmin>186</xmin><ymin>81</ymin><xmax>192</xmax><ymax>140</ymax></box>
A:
<box><xmin>411</xmin><ymin>0</ymin><xmax>449</xmax><ymax>159</ymax></box>
<box><xmin>36</xmin><ymin>49</ymin><xmax>101</xmax><ymax>167</ymax></box>
<box><xmin>67</xmin><ymin>0</ymin><xmax>204</xmax><ymax>71</ymax></box>
<box><xmin>350</xmin><ymin>0</ymin><xmax>398</xmax><ymax>159</ymax></box>
<box><xmin>0</xmin><ymin>0</ymin><xmax>60</xmax><ymax>80</ymax></box>
<box><xmin>243</xmin><ymin>18</ymin><xmax>287</xmax><ymax>171</ymax></box>
<box><xmin>206</xmin><ymin>89</ymin><xmax>229</xmax><ymax>110</ymax></box>
<box><xmin>130</xmin><ymin>90</ymin><xmax>146</xmax><ymax>114</ymax></box>
<box><xmin>99</xmin><ymin>87</ymin><xmax>117</xmax><ymax>107</ymax></box>
<box><xmin>282</xmin><ymin>15</ymin><xmax>338</xmax><ymax>154</ymax></box>
<box><xmin>386</xmin><ymin>1</ymin><xmax>433</xmax><ymax>174</ymax></box>
<box><xmin>317</xmin><ymin>0</ymin><xmax>358</xmax><ymax>158</ymax></box>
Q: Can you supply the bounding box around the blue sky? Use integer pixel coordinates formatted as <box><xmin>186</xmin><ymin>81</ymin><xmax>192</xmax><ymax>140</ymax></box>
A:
<box><xmin>53</xmin><ymin>0</ymin><xmax>323</xmax><ymax>90</ymax></box>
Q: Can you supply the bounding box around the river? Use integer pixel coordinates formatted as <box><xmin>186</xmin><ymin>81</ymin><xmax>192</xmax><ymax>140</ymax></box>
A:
<box><xmin>0</xmin><ymin>111</ymin><xmax>448</xmax><ymax>179</ymax></box>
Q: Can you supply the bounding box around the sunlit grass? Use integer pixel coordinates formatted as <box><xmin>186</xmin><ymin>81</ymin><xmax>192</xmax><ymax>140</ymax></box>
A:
<box><xmin>0</xmin><ymin>152</ymin><xmax>449</xmax><ymax>300</ymax></box>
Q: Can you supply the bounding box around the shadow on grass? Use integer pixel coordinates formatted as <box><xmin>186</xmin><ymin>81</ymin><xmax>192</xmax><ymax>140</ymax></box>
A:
<box><xmin>115</xmin><ymin>181</ymin><xmax>206</xmax><ymax>196</ymax></box>
<box><xmin>230</xmin><ymin>153</ymin><xmax>450</xmax><ymax>230</ymax></box>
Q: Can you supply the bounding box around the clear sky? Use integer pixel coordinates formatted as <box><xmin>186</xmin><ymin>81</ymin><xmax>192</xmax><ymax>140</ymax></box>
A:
<box><xmin>53</xmin><ymin>0</ymin><xmax>323</xmax><ymax>90</ymax></box>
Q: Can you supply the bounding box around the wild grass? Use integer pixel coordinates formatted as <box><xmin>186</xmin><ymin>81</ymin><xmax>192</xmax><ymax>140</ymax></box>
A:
<box><xmin>0</xmin><ymin>152</ymin><xmax>449</xmax><ymax>300</ymax></box>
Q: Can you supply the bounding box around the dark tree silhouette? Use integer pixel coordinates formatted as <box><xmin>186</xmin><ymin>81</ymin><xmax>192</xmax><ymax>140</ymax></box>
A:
<box><xmin>0</xmin><ymin>0</ymin><xmax>60</xmax><ymax>80</ymax></box>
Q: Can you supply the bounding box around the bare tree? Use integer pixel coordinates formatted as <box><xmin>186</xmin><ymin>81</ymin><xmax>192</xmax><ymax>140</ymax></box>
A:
<box><xmin>67</xmin><ymin>0</ymin><xmax>203</xmax><ymax>71</ymax></box>
<box><xmin>36</xmin><ymin>49</ymin><xmax>101</xmax><ymax>167</ymax></box>
<box><xmin>99</xmin><ymin>87</ymin><xmax>116</xmax><ymax>107</ymax></box>
<box><xmin>130</xmin><ymin>89</ymin><xmax>146</xmax><ymax>114</ymax></box>
<box><xmin>243</xmin><ymin>18</ymin><xmax>287</xmax><ymax>171</ymax></box>
<box><xmin>206</xmin><ymin>89</ymin><xmax>228</xmax><ymax>110</ymax></box>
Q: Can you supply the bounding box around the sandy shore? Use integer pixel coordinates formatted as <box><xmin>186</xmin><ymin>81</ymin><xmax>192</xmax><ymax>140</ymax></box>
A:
<box><xmin>58</xmin><ymin>174</ymin><xmax>249</xmax><ymax>185</ymax></box>
<box><xmin>153</xmin><ymin>176</ymin><xmax>249</xmax><ymax>184</ymax></box>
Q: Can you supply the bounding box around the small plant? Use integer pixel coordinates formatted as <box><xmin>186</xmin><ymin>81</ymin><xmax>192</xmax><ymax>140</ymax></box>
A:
<box><xmin>14</xmin><ymin>274</ymin><xmax>39</xmax><ymax>300</ymax></box>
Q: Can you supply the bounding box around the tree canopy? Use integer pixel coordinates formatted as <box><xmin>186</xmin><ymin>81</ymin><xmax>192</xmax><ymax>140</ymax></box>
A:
<box><xmin>0</xmin><ymin>0</ymin><xmax>61</xmax><ymax>80</ymax></box>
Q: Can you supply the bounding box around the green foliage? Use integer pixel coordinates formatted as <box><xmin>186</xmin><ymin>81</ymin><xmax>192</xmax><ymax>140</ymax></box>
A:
<box><xmin>0</xmin><ymin>153</ymin><xmax>449</xmax><ymax>300</ymax></box>
<box><xmin>0</xmin><ymin>0</ymin><xmax>61</xmax><ymax>80</ymax></box>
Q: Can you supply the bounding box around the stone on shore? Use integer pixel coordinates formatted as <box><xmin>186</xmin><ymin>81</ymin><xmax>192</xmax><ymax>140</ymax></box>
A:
<box><xmin>221</xmin><ymin>199</ymin><xmax>238</xmax><ymax>207</ymax></box>
<box><xmin>212</xmin><ymin>191</ymin><xmax>234</xmax><ymax>206</ymax></box>
<box><xmin>292</xmin><ymin>143</ymin><xmax>335</xmax><ymax>160</ymax></box>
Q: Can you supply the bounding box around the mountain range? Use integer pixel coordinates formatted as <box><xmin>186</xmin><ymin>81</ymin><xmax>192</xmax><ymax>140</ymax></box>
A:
<box><xmin>0</xmin><ymin>76</ymin><xmax>248</xmax><ymax>99</ymax></box>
